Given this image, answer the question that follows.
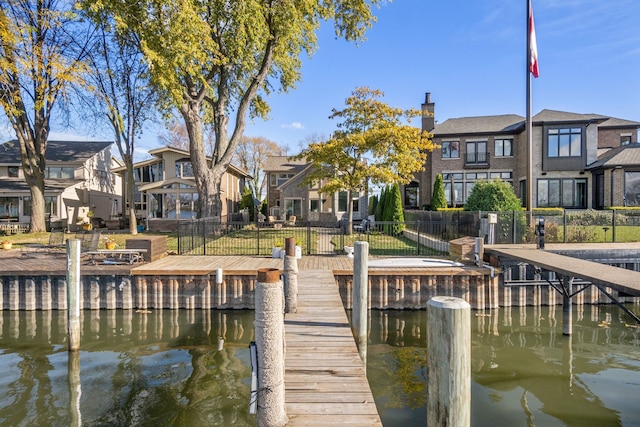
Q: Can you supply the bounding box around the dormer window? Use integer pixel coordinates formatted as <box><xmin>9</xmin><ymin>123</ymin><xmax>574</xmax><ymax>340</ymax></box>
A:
<box><xmin>8</xmin><ymin>166</ymin><xmax>18</xmax><ymax>177</ymax></box>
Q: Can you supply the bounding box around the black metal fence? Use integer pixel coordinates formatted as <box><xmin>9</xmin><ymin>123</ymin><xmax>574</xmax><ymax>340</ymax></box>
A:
<box><xmin>177</xmin><ymin>209</ymin><xmax>640</xmax><ymax>256</ymax></box>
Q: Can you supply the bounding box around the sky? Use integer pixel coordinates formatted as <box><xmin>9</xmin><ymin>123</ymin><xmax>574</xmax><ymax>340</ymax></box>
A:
<box><xmin>24</xmin><ymin>0</ymin><xmax>640</xmax><ymax>156</ymax></box>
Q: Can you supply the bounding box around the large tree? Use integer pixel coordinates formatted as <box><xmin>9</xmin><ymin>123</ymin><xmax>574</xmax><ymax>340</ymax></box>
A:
<box><xmin>297</xmin><ymin>87</ymin><xmax>436</xmax><ymax>233</ymax></box>
<box><xmin>81</xmin><ymin>0</ymin><xmax>380</xmax><ymax>219</ymax></box>
<box><xmin>234</xmin><ymin>136</ymin><xmax>285</xmax><ymax>201</ymax></box>
<box><xmin>0</xmin><ymin>0</ymin><xmax>93</xmax><ymax>232</ymax></box>
<box><xmin>82</xmin><ymin>25</ymin><xmax>158</xmax><ymax>234</ymax></box>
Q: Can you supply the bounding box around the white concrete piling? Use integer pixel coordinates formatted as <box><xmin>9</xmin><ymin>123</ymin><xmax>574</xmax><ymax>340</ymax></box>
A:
<box><xmin>283</xmin><ymin>237</ymin><xmax>298</xmax><ymax>313</ymax></box>
<box><xmin>255</xmin><ymin>268</ymin><xmax>288</xmax><ymax>427</ymax></box>
<box><xmin>66</xmin><ymin>239</ymin><xmax>81</xmax><ymax>352</ymax></box>
<box><xmin>352</xmin><ymin>241</ymin><xmax>369</xmax><ymax>360</ymax></box>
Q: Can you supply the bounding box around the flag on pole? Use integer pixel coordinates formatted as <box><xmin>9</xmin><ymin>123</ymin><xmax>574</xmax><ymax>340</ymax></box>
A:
<box><xmin>529</xmin><ymin>0</ymin><xmax>539</xmax><ymax>78</ymax></box>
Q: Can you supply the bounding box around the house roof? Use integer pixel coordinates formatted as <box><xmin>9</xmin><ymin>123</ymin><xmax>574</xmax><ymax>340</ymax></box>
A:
<box><xmin>263</xmin><ymin>156</ymin><xmax>309</xmax><ymax>173</ymax></box>
<box><xmin>587</xmin><ymin>143</ymin><xmax>640</xmax><ymax>170</ymax></box>
<box><xmin>433</xmin><ymin>114</ymin><xmax>525</xmax><ymax>136</ymax></box>
<box><xmin>138</xmin><ymin>177</ymin><xmax>197</xmax><ymax>192</ymax></box>
<box><xmin>0</xmin><ymin>140</ymin><xmax>113</xmax><ymax>164</ymax></box>
<box><xmin>0</xmin><ymin>178</ymin><xmax>82</xmax><ymax>193</ymax></box>
<box><xmin>115</xmin><ymin>145</ymin><xmax>251</xmax><ymax>178</ymax></box>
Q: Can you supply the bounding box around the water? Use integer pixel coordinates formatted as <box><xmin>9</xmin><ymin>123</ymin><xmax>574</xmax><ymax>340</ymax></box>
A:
<box><xmin>366</xmin><ymin>305</ymin><xmax>640</xmax><ymax>426</ymax></box>
<box><xmin>2</xmin><ymin>306</ymin><xmax>640</xmax><ymax>426</ymax></box>
<box><xmin>0</xmin><ymin>310</ymin><xmax>256</xmax><ymax>426</ymax></box>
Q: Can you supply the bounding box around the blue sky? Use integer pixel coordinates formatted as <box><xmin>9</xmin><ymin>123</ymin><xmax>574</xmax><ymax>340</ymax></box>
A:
<box><xmin>42</xmin><ymin>0</ymin><xmax>640</xmax><ymax>155</ymax></box>
<box><xmin>239</xmin><ymin>0</ymin><xmax>640</xmax><ymax>153</ymax></box>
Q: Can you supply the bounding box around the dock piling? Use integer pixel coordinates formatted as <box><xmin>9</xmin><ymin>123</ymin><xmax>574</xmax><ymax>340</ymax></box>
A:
<box><xmin>254</xmin><ymin>268</ymin><xmax>288</xmax><ymax>427</ymax></box>
<box><xmin>427</xmin><ymin>296</ymin><xmax>470</xmax><ymax>427</ymax></box>
<box><xmin>283</xmin><ymin>237</ymin><xmax>298</xmax><ymax>313</ymax></box>
<box><xmin>66</xmin><ymin>239</ymin><xmax>81</xmax><ymax>352</ymax></box>
<box><xmin>352</xmin><ymin>241</ymin><xmax>369</xmax><ymax>360</ymax></box>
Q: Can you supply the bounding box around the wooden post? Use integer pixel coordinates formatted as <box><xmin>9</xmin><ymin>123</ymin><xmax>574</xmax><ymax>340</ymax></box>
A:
<box><xmin>255</xmin><ymin>268</ymin><xmax>288</xmax><ymax>427</ymax></box>
<box><xmin>68</xmin><ymin>350</ymin><xmax>81</xmax><ymax>426</ymax></box>
<box><xmin>283</xmin><ymin>237</ymin><xmax>298</xmax><ymax>313</ymax></box>
<box><xmin>427</xmin><ymin>296</ymin><xmax>470</xmax><ymax>427</ymax></box>
<box><xmin>66</xmin><ymin>239</ymin><xmax>81</xmax><ymax>352</ymax></box>
<box><xmin>352</xmin><ymin>241</ymin><xmax>368</xmax><ymax>360</ymax></box>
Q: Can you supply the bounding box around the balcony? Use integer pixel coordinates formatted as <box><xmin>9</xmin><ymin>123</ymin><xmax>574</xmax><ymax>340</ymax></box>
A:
<box><xmin>464</xmin><ymin>151</ymin><xmax>490</xmax><ymax>169</ymax></box>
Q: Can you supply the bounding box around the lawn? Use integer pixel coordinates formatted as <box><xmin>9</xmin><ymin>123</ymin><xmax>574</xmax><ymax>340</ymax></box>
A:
<box><xmin>337</xmin><ymin>231</ymin><xmax>445</xmax><ymax>256</ymax></box>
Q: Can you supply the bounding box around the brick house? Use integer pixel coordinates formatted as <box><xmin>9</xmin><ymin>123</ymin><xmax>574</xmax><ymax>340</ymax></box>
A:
<box><xmin>412</xmin><ymin>93</ymin><xmax>640</xmax><ymax>210</ymax></box>
<box><xmin>264</xmin><ymin>156</ymin><xmax>368</xmax><ymax>223</ymax></box>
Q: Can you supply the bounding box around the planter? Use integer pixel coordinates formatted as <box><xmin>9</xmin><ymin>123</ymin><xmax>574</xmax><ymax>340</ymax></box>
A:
<box><xmin>81</xmin><ymin>223</ymin><xmax>93</xmax><ymax>231</ymax></box>
<box><xmin>105</xmin><ymin>242</ymin><xmax>117</xmax><ymax>250</ymax></box>
<box><xmin>344</xmin><ymin>246</ymin><xmax>354</xmax><ymax>258</ymax></box>
<box><xmin>272</xmin><ymin>247</ymin><xmax>284</xmax><ymax>259</ymax></box>
<box><xmin>137</xmin><ymin>225</ymin><xmax>145</xmax><ymax>233</ymax></box>
<box><xmin>1</xmin><ymin>242</ymin><xmax>12</xmax><ymax>250</ymax></box>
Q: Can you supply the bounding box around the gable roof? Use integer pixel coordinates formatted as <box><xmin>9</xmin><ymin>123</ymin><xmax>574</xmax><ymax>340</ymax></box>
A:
<box><xmin>0</xmin><ymin>140</ymin><xmax>113</xmax><ymax>164</ymax></box>
<box><xmin>587</xmin><ymin>143</ymin><xmax>640</xmax><ymax>170</ymax></box>
<box><xmin>263</xmin><ymin>156</ymin><xmax>309</xmax><ymax>173</ymax></box>
<box><xmin>433</xmin><ymin>114</ymin><xmax>525</xmax><ymax>136</ymax></box>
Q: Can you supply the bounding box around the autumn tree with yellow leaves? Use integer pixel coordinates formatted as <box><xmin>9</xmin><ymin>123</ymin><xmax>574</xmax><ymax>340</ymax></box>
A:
<box><xmin>297</xmin><ymin>87</ymin><xmax>436</xmax><ymax>233</ymax></box>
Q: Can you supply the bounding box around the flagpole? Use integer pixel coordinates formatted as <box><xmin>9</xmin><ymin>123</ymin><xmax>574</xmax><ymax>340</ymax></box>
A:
<box><xmin>526</xmin><ymin>0</ymin><xmax>533</xmax><ymax>212</ymax></box>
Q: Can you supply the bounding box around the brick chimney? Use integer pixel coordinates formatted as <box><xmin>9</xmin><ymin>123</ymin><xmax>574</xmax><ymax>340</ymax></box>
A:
<box><xmin>421</xmin><ymin>92</ymin><xmax>435</xmax><ymax>132</ymax></box>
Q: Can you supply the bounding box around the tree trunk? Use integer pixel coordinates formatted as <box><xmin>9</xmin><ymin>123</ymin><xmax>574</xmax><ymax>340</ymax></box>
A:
<box><xmin>345</xmin><ymin>189</ymin><xmax>354</xmax><ymax>235</ymax></box>
<box><xmin>126</xmin><ymin>161</ymin><xmax>138</xmax><ymax>234</ymax></box>
<box><xmin>181</xmin><ymin>101</ymin><xmax>224</xmax><ymax>220</ymax></box>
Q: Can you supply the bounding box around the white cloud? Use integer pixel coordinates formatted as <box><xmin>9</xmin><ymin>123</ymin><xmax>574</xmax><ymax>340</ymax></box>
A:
<box><xmin>281</xmin><ymin>122</ymin><xmax>305</xmax><ymax>130</ymax></box>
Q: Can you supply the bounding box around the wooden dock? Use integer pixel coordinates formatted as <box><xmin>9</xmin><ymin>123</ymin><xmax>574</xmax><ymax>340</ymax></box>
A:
<box><xmin>284</xmin><ymin>269</ymin><xmax>382</xmax><ymax>426</ymax></box>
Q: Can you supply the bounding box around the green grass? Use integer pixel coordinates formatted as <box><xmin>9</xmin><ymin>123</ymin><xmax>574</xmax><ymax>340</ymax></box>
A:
<box><xmin>2</xmin><ymin>231</ymin><xmax>179</xmax><ymax>251</ymax></box>
<box><xmin>198</xmin><ymin>228</ymin><xmax>315</xmax><ymax>255</ymax></box>
<box><xmin>335</xmin><ymin>231</ymin><xmax>445</xmax><ymax>256</ymax></box>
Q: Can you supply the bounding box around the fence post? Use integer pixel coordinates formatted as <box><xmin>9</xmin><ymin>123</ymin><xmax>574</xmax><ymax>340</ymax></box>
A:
<box><xmin>257</xmin><ymin>222</ymin><xmax>261</xmax><ymax>255</ymax></box>
<box><xmin>427</xmin><ymin>296</ymin><xmax>470</xmax><ymax>427</ymax></box>
<box><xmin>612</xmin><ymin>209</ymin><xmax>617</xmax><ymax>243</ymax></box>
<box><xmin>512</xmin><ymin>210</ymin><xmax>517</xmax><ymax>244</ymax></box>
<box><xmin>255</xmin><ymin>268</ymin><xmax>287</xmax><ymax>427</ymax></box>
<box><xmin>417</xmin><ymin>220</ymin><xmax>421</xmax><ymax>256</ymax></box>
<box><xmin>563</xmin><ymin>210</ymin><xmax>567</xmax><ymax>243</ymax></box>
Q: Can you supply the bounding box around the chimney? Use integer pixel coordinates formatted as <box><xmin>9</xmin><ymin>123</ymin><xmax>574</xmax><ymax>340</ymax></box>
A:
<box><xmin>421</xmin><ymin>92</ymin><xmax>435</xmax><ymax>132</ymax></box>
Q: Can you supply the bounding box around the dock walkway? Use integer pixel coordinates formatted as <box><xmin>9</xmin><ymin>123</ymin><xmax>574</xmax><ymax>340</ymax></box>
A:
<box><xmin>284</xmin><ymin>269</ymin><xmax>382</xmax><ymax>426</ymax></box>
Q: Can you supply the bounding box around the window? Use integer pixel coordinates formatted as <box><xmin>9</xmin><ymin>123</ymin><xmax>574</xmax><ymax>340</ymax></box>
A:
<box><xmin>274</xmin><ymin>173</ymin><xmax>295</xmax><ymax>186</ymax></box>
<box><xmin>8</xmin><ymin>166</ymin><xmax>18</xmax><ymax>178</ymax></box>
<box><xmin>621</xmin><ymin>135</ymin><xmax>632</xmax><ymax>146</ymax></box>
<box><xmin>548</xmin><ymin>128</ymin><xmax>582</xmax><ymax>157</ymax></box>
<box><xmin>338</xmin><ymin>191</ymin><xmax>360</xmax><ymax>212</ymax></box>
<box><xmin>309</xmin><ymin>199</ymin><xmax>320</xmax><ymax>212</ymax></box>
<box><xmin>537</xmin><ymin>178</ymin><xmax>587</xmax><ymax>208</ymax></box>
<box><xmin>494</xmin><ymin>139</ymin><xmax>513</xmax><ymax>157</ymax></box>
<box><xmin>135</xmin><ymin>163</ymin><xmax>162</xmax><ymax>182</ymax></box>
<box><xmin>404</xmin><ymin>181</ymin><xmax>419</xmax><ymax>208</ymax></box>
<box><xmin>45</xmin><ymin>167</ymin><xmax>74</xmax><ymax>179</ymax></box>
<box><xmin>285</xmin><ymin>198</ymin><xmax>302</xmax><ymax>218</ymax></box>
<box><xmin>466</xmin><ymin>141</ymin><xmax>488</xmax><ymax>164</ymax></box>
<box><xmin>22</xmin><ymin>196</ymin><xmax>57</xmax><ymax>216</ymax></box>
<box><xmin>175</xmin><ymin>160</ymin><xmax>194</xmax><ymax>178</ymax></box>
<box><xmin>442</xmin><ymin>141</ymin><xmax>460</xmax><ymax>159</ymax></box>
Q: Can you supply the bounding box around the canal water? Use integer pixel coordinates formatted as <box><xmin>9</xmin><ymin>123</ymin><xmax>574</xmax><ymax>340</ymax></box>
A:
<box><xmin>1</xmin><ymin>305</ymin><xmax>639</xmax><ymax>426</ymax></box>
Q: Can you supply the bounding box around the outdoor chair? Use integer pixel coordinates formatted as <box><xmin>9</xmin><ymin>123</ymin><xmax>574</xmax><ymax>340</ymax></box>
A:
<box><xmin>286</xmin><ymin>215</ymin><xmax>296</xmax><ymax>226</ymax></box>
<box><xmin>353</xmin><ymin>219</ymin><xmax>369</xmax><ymax>233</ymax></box>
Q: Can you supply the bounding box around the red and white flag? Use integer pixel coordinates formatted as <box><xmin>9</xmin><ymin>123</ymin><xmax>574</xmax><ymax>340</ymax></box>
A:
<box><xmin>529</xmin><ymin>0</ymin><xmax>539</xmax><ymax>78</ymax></box>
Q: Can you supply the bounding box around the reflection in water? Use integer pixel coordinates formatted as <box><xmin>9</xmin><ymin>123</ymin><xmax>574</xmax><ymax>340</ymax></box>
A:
<box><xmin>0</xmin><ymin>310</ymin><xmax>256</xmax><ymax>426</ymax></box>
<box><xmin>366</xmin><ymin>305</ymin><xmax>640</xmax><ymax>427</ymax></box>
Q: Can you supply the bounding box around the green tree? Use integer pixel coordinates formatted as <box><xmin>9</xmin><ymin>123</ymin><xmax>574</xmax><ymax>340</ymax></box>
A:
<box><xmin>431</xmin><ymin>174</ymin><xmax>447</xmax><ymax>210</ymax></box>
<box><xmin>239</xmin><ymin>187</ymin><xmax>256</xmax><ymax>221</ymax></box>
<box><xmin>296</xmin><ymin>87</ymin><xmax>435</xmax><ymax>233</ymax></box>
<box><xmin>81</xmin><ymin>1</ymin><xmax>380</xmax><ymax>219</ymax></box>
<box><xmin>368</xmin><ymin>194</ymin><xmax>378</xmax><ymax>216</ymax></box>
<box><xmin>385</xmin><ymin>183</ymin><xmax>405</xmax><ymax>234</ymax></box>
<box><xmin>374</xmin><ymin>186</ymin><xmax>386</xmax><ymax>221</ymax></box>
<box><xmin>464</xmin><ymin>179</ymin><xmax>522</xmax><ymax>211</ymax></box>
<box><xmin>0</xmin><ymin>0</ymin><xmax>93</xmax><ymax>232</ymax></box>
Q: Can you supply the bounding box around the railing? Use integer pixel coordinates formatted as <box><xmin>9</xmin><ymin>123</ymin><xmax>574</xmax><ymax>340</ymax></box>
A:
<box><xmin>177</xmin><ymin>209</ymin><xmax>640</xmax><ymax>256</ymax></box>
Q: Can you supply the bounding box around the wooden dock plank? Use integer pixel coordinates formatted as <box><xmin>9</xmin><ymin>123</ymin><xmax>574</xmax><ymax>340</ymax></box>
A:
<box><xmin>284</xmin><ymin>269</ymin><xmax>382</xmax><ymax>426</ymax></box>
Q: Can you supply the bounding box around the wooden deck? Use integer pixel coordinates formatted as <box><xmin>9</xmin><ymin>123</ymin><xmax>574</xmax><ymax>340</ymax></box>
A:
<box><xmin>284</xmin><ymin>269</ymin><xmax>382</xmax><ymax>426</ymax></box>
<box><xmin>486</xmin><ymin>244</ymin><xmax>640</xmax><ymax>295</ymax></box>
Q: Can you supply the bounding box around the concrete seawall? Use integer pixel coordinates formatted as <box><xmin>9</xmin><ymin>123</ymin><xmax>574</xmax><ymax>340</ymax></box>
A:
<box><xmin>0</xmin><ymin>269</ymin><xmax>636</xmax><ymax>311</ymax></box>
